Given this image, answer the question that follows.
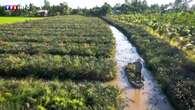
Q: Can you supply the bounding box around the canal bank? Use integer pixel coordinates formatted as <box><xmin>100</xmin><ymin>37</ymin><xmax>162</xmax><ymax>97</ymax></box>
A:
<box><xmin>109</xmin><ymin>25</ymin><xmax>174</xmax><ymax>110</ymax></box>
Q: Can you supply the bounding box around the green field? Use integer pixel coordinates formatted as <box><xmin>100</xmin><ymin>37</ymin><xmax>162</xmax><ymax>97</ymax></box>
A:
<box><xmin>0</xmin><ymin>17</ymin><xmax>42</xmax><ymax>24</ymax></box>
<box><xmin>0</xmin><ymin>16</ymin><xmax>121</xmax><ymax>110</ymax></box>
<box><xmin>2</xmin><ymin>13</ymin><xmax>194</xmax><ymax>110</ymax></box>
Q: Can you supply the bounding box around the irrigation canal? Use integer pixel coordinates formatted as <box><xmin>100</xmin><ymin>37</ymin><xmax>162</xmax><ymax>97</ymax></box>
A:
<box><xmin>109</xmin><ymin>25</ymin><xmax>174</xmax><ymax>110</ymax></box>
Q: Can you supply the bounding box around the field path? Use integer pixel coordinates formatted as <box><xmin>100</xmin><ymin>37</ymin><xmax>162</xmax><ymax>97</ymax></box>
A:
<box><xmin>109</xmin><ymin>25</ymin><xmax>174</xmax><ymax>110</ymax></box>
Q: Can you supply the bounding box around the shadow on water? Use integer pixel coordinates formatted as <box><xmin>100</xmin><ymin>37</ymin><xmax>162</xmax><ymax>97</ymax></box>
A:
<box><xmin>109</xmin><ymin>25</ymin><xmax>174</xmax><ymax>110</ymax></box>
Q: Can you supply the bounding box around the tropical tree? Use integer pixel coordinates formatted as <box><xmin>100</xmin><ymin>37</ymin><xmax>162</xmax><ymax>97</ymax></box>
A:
<box><xmin>191</xmin><ymin>4</ymin><xmax>195</xmax><ymax>11</ymax></box>
<box><xmin>43</xmin><ymin>0</ymin><xmax>50</xmax><ymax>10</ymax></box>
<box><xmin>149</xmin><ymin>4</ymin><xmax>161</xmax><ymax>13</ymax></box>
<box><xmin>28</xmin><ymin>3</ymin><xmax>38</xmax><ymax>16</ymax></box>
<box><xmin>100</xmin><ymin>3</ymin><xmax>112</xmax><ymax>16</ymax></box>
<box><xmin>59</xmin><ymin>2</ymin><xmax>70</xmax><ymax>15</ymax></box>
<box><xmin>0</xmin><ymin>6</ymin><xmax>6</xmax><ymax>15</ymax></box>
<box><xmin>173</xmin><ymin>0</ymin><xmax>192</xmax><ymax>11</ymax></box>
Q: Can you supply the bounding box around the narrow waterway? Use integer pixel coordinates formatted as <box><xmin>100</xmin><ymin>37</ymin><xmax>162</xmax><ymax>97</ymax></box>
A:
<box><xmin>109</xmin><ymin>25</ymin><xmax>174</xmax><ymax>110</ymax></box>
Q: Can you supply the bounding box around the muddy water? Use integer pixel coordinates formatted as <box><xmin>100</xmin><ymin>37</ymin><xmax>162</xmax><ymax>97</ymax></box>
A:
<box><xmin>109</xmin><ymin>25</ymin><xmax>174</xmax><ymax>110</ymax></box>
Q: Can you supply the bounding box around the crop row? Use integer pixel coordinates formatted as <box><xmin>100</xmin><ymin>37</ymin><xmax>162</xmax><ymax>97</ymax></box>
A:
<box><xmin>0</xmin><ymin>16</ymin><xmax>116</xmax><ymax>81</ymax></box>
<box><xmin>0</xmin><ymin>16</ymin><xmax>108</xmax><ymax>29</ymax></box>
<box><xmin>0</xmin><ymin>28</ymin><xmax>109</xmax><ymax>34</ymax></box>
<box><xmin>0</xmin><ymin>16</ymin><xmax>121</xmax><ymax>110</ymax></box>
<box><xmin>0</xmin><ymin>41</ymin><xmax>114</xmax><ymax>57</ymax></box>
<box><xmin>0</xmin><ymin>79</ymin><xmax>121</xmax><ymax>110</ymax></box>
<box><xmin>0</xmin><ymin>36</ymin><xmax>112</xmax><ymax>43</ymax></box>
<box><xmin>103</xmin><ymin>16</ymin><xmax>195</xmax><ymax>110</ymax></box>
<box><xmin>0</xmin><ymin>31</ymin><xmax>111</xmax><ymax>37</ymax></box>
<box><xmin>0</xmin><ymin>54</ymin><xmax>116</xmax><ymax>81</ymax></box>
<box><xmin>0</xmin><ymin>23</ymin><xmax>109</xmax><ymax>29</ymax></box>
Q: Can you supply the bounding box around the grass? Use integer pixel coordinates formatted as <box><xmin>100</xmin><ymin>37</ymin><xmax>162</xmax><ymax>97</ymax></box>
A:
<box><xmin>0</xmin><ymin>17</ymin><xmax>42</xmax><ymax>24</ymax></box>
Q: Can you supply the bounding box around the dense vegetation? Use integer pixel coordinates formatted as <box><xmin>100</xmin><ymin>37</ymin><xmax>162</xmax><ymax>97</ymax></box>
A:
<box><xmin>0</xmin><ymin>0</ymin><xmax>195</xmax><ymax>17</ymax></box>
<box><xmin>0</xmin><ymin>1</ymin><xmax>70</xmax><ymax>16</ymax></box>
<box><xmin>112</xmin><ymin>13</ymin><xmax>195</xmax><ymax>62</ymax></box>
<box><xmin>0</xmin><ymin>16</ymin><xmax>121</xmax><ymax>109</ymax></box>
<box><xmin>0</xmin><ymin>79</ymin><xmax>120</xmax><ymax>110</ymax></box>
<box><xmin>103</xmin><ymin>14</ymin><xmax>195</xmax><ymax>110</ymax></box>
<box><xmin>1</xmin><ymin>0</ymin><xmax>195</xmax><ymax>109</ymax></box>
<box><xmin>125</xmin><ymin>63</ymin><xmax>143</xmax><ymax>88</ymax></box>
<box><xmin>125</xmin><ymin>64</ymin><xmax>137</xmax><ymax>82</ymax></box>
<box><xmin>0</xmin><ymin>16</ymin><xmax>116</xmax><ymax>81</ymax></box>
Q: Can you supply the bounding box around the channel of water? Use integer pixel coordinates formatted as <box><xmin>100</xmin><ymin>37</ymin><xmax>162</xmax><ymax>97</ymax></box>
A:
<box><xmin>109</xmin><ymin>25</ymin><xmax>174</xmax><ymax>110</ymax></box>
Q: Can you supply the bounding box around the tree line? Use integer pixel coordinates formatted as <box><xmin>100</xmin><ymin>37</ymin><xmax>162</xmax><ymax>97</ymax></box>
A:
<box><xmin>0</xmin><ymin>0</ymin><xmax>195</xmax><ymax>16</ymax></box>
<box><xmin>0</xmin><ymin>0</ymin><xmax>70</xmax><ymax>16</ymax></box>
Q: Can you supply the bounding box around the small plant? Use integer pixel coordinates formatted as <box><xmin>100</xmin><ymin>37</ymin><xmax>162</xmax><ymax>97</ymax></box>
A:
<box><xmin>0</xmin><ymin>80</ymin><xmax>121</xmax><ymax>110</ymax></box>
<box><xmin>125</xmin><ymin>63</ymin><xmax>144</xmax><ymax>88</ymax></box>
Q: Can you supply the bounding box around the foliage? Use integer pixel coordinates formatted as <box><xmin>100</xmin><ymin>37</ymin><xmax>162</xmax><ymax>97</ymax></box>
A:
<box><xmin>104</xmin><ymin>15</ymin><xmax>195</xmax><ymax>110</ymax></box>
<box><xmin>48</xmin><ymin>3</ymin><xmax>70</xmax><ymax>16</ymax></box>
<box><xmin>0</xmin><ymin>15</ymin><xmax>122</xmax><ymax>109</ymax></box>
<box><xmin>125</xmin><ymin>64</ymin><xmax>137</xmax><ymax>82</ymax></box>
<box><xmin>73</xmin><ymin>3</ymin><xmax>112</xmax><ymax>16</ymax></box>
<box><xmin>0</xmin><ymin>1</ymin><xmax>70</xmax><ymax>17</ymax></box>
<box><xmin>0</xmin><ymin>16</ymin><xmax>116</xmax><ymax>81</ymax></box>
<box><xmin>0</xmin><ymin>79</ymin><xmax>121</xmax><ymax>110</ymax></box>
<box><xmin>43</xmin><ymin>0</ymin><xmax>50</xmax><ymax>10</ymax></box>
<box><xmin>173</xmin><ymin>0</ymin><xmax>192</xmax><ymax>12</ymax></box>
<box><xmin>112</xmin><ymin>13</ymin><xmax>195</xmax><ymax>62</ymax></box>
<box><xmin>0</xmin><ymin>54</ymin><xmax>116</xmax><ymax>81</ymax></box>
<box><xmin>125</xmin><ymin>63</ymin><xmax>143</xmax><ymax>88</ymax></box>
<box><xmin>113</xmin><ymin>0</ymin><xmax>149</xmax><ymax>14</ymax></box>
